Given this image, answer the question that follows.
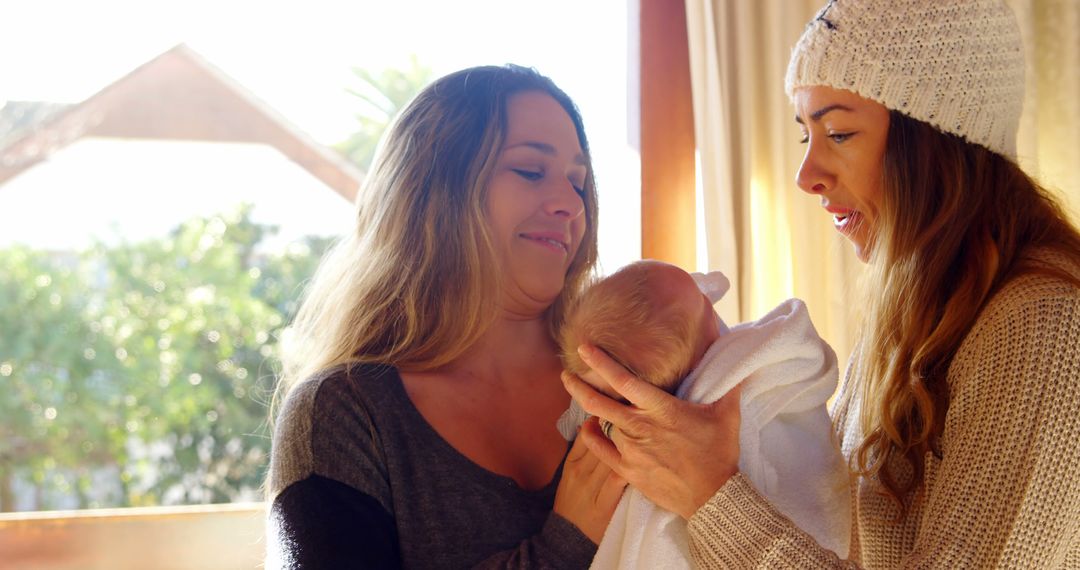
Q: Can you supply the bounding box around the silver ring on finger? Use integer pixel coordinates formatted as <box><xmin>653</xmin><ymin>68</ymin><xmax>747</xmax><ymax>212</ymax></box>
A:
<box><xmin>599</xmin><ymin>418</ymin><xmax>616</xmax><ymax>440</ymax></box>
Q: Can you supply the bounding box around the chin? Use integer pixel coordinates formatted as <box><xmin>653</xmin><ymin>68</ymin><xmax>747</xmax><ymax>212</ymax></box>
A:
<box><xmin>849</xmin><ymin>235</ymin><xmax>872</xmax><ymax>263</ymax></box>
<box><xmin>518</xmin><ymin>291</ymin><xmax>562</xmax><ymax>315</ymax></box>
<box><xmin>538</xmin><ymin>291</ymin><xmax>564</xmax><ymax>308</ymax></box>
<box><xmin>532</xmin><ymin>281</ymin><xmax>569</xmax><ymax>303</ymax></box>
<box><xmin>854</xmin><ymin>241</ymin><xmax>882</xmax><ymax>263</ymax></box>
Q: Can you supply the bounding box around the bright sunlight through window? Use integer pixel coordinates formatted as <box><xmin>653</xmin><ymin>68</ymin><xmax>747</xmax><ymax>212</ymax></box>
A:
<box><xmin>0</xmin><ymin>0</ymin><xmax>638</xmax><ymax>513</ymax></box>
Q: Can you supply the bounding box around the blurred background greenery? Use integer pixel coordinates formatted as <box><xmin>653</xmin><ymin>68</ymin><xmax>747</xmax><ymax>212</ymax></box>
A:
<box><xmin>0</xmin><ymin>206</ymin><xmax>332</xmax><ymax>511</ymax></box>
<box><xmin>0</xmin><ymin>60</ymin><xmax>431</xmax><ymax>512</ymax></box>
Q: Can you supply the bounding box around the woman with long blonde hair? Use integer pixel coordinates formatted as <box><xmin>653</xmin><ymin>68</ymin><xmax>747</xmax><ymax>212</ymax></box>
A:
<box><xmin>563</xmin><ymin>1</ymin><xmax>1080</xmax><ymax>567</ymax></box>
<box><xmin>267</xmin><ymin>65</ymin><xmax>625</xmax><ymax>568</ymax></box>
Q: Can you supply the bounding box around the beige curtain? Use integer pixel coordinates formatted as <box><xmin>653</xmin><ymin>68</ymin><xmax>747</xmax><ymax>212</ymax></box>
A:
<box><xmin>685</xmin><ymin>0</ymin><xmax>1080</xmax><ymax>367</ymax></box>
<box><xmin>684</xmin><ymin>0</ymin><xmax>860</xmax><ymax>365</ymax></box>
<box><xmin>1011</xmin><ymin>0</ymin><xmax>1080</xmax><ymax>220</ymax></box>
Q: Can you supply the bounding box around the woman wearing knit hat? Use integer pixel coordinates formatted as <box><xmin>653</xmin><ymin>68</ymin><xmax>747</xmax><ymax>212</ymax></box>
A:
<box><xmin>563</xmin><ymin>0</ymin><xmax>1080</xmax><ymax>567</ymax></box>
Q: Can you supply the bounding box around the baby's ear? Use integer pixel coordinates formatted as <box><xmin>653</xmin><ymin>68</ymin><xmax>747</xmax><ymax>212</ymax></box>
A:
<box><xmin>691</xmin><ymin>271</ymin><xmax>730</xmax><ymax>302</ymax></box>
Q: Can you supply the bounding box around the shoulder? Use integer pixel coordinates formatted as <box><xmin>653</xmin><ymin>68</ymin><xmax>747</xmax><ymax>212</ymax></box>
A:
<box><xmin>965</xmin><ymin>250</ymin><xmax>1079</xmax><ymax>347</ymax></box>
<box><xmin>273</xmin><ymin>363</ymin><xmax>396</xmax><ymax>444</ymax></box>
<box><xmin>949</xmin><ymin>249</ymin><xmax>1080</xmax><ymax>395</ymax></box>
<box><xmin>269</xmin><ymin>363</ymin><xmax>400</xmax><ymax>498</ymax></box>
<box><xmin>986</xmin><ymin>249</ymin><xmax>1079</xmax><ymax>316</ymax></box>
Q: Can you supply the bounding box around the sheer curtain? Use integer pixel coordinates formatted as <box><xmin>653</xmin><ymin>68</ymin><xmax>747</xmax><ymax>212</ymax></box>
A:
<box><xmin>1011</xmin><ymin>0</ymin><xmax>1080</xmax><ymax>220</ymax></box>
<box><xmin>685</xmin><ymin>0</ymin><xmax>1080</xmax><ymax>366</ymax></box>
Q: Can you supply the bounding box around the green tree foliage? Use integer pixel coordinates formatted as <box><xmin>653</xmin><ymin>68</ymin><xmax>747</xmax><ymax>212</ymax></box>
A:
<box><xmin>0</xmin><ymin>248</ymin><xmax>126</xmax><ymax>510</ymax></box>
<box><xmin>0</xmin><ymin>205</ymin><xmax>331</xmax><ymax>511</ymax></box>
<box><xmin>335</xmin><ymin>54</ymin><xmax>434</xmax><ymax>171</ymax></box>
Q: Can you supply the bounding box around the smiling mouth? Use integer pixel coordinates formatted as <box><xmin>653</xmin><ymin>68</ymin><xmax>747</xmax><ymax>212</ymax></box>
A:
<box><xmin>832</xmin><ymin>211</ymin><xmax>861</xmax><ymax>234</ymax></box>
<box><xmin>522</xmin><ymin>234</ymin><xmax>568</xmax><ymax>253</ymax></box>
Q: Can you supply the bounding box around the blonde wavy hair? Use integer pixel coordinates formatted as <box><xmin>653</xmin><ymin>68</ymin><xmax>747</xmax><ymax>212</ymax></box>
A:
<box><xmin>559</xmin><ymin>261</ymin><xmax>697</xmax><ymax>393</ymax></box>
<box><xmin>849</xmin><ymin>111</ymin><xmax>1080</xmax><ymax>516</ymax></box>
<box><xmin>273</xmin><ymin>65</ymin><xmax>599</xmax><ymax>408</ymax></box>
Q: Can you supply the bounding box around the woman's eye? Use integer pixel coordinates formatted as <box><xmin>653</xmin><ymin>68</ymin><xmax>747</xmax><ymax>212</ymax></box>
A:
<box><xmin>829</xmin><ymin>132</ymin><xmax>853</xmax><ymax>143</ymax></box>
<box><xmin>512</xmin><ymin>169</ymin><xmax>542</xmax><ymax>181</ymax></box>
<box><xmin>571</xmin><ymin>183</ymin><xmax>585</xmax><ymax>196</ymax></box>
<box><xmin>798</xmin><ymin>133</ymin><xmax>809</xmax><ymax>144</ymax></box>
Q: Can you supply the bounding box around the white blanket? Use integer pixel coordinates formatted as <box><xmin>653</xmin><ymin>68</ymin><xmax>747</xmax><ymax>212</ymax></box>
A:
<box><xmin>590</xmin><ymin>296</ymin><xmax>851</xmax><ymax>569</ymax></box>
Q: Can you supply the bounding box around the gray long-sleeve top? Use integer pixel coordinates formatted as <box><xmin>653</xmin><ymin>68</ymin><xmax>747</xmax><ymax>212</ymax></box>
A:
<box><xmin>267</xmin><ymin>363</ymin><xmax>596</xmax><ymax>569</ymax></box>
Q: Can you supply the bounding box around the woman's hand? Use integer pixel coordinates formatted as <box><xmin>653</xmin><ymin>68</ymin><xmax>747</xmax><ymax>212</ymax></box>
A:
<box><xmin>553</xmin><ymin>433</ymin><xmax>628</xmax><ymax>544</ymax></box>
<box><xmin>561</xmin><ymin>344</ymin><xmax>742</xmax><ymax>520</ymax></box>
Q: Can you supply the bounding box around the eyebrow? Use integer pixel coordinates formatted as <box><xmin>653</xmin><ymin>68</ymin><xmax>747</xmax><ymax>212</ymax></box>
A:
<box><xmin>794</xmin><ymin>104</ymin><xmax>855</xmax><ymax>124</ymax></box>
<box><xmin>506</xmin><ymin>141</ymin><xmax>587</xmax><ymax>166</ymax></box>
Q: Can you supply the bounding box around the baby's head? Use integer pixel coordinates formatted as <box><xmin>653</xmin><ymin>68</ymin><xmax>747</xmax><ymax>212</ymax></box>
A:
<box><xmin>559</xmin><ymin>260</ymin><xmax>721</xmax><ymax>398</ymax></box>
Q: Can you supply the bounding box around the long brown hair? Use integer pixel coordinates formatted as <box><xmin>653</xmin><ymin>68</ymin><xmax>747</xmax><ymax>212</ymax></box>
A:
<box><xmin>274</xmin><ymin>65</ymin><xmax>599</xmax><ymax>403</ymax></box>
<box><xmin>851</xmin><ymin>111</ymin><xmax>1080</xmax><ymax>515</ymax></box>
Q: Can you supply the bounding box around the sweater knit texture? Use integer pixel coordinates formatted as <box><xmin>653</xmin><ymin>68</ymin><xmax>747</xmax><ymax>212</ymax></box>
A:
<box><xmin>686</xmin><ymin>250</ymin><xmax>1080</xmax><ymax>568</ymax></box>
<box><xmin>785</xmin><ymin>0</ymin><xmax>1025</xmax><ymax>159</ymax></box>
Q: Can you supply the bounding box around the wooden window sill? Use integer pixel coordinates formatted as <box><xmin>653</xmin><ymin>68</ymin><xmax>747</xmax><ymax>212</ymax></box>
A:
<box><xmin>0</xmin><ymin>503</ymin><xmax>266</xmax><ymax>570</ymax></box>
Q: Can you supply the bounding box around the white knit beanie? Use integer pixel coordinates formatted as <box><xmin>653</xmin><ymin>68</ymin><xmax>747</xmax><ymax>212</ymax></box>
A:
<box><xmin>785</xmin><ymin>0</ymin><xmax>1025</xmax><ymax>159</ymax></box>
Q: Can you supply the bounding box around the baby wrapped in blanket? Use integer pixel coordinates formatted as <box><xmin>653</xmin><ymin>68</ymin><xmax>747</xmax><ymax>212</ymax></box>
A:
<box><xmin>557</xmin><ymin>260</ymin><xmax>850</xmax><ymax>569</ymax></box>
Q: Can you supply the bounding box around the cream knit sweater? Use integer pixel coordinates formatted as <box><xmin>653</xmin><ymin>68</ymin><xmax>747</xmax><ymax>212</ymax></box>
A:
<box><xmin>687</xmin><ymin>250</ymin><xmax>1080</xmax><ymax>568</ymax></box>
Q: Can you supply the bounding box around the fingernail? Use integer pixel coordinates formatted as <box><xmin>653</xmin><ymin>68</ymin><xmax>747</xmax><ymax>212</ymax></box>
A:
<box><xmin>577</xmin><ymin>345</ymin><xmax>593</xmax><ymax>361</ymax></box>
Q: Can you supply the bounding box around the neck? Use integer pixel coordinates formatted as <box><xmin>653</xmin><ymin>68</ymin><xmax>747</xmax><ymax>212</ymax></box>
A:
<box><xmin>440</xmin><ymin>309</ymin><xmax>561</xmax><ymax>387</ymax></box>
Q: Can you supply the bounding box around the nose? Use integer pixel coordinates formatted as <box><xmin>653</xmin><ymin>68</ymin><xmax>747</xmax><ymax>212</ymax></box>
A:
<box><xmin>544</xmin><ymin>178</ymin><xmax>586</xmax><ymax>219</ymax></box>
<box><xmin>795</xmin><ymin>141</ymin><xmax>832</xmax><ymax>195</ymax></box>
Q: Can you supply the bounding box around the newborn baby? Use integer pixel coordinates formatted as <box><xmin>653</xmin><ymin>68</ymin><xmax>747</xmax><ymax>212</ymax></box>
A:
<box><xmin>557</xmin><ymin>260</ymin><xmax>850</xmax><ymax>569</ymax></box>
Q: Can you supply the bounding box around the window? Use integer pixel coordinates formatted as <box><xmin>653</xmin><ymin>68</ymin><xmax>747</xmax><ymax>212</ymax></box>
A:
<box><xmin>0</xmin><ymin>0</ymin><xmax>636</xmax><ymax>514</ymax></box>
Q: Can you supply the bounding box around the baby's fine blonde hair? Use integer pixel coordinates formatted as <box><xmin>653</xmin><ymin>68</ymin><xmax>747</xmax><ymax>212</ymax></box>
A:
<box><xmin>559</xmin><ymin>261</ymin><xmax>698</xmax><ymax>392</ymax></box>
